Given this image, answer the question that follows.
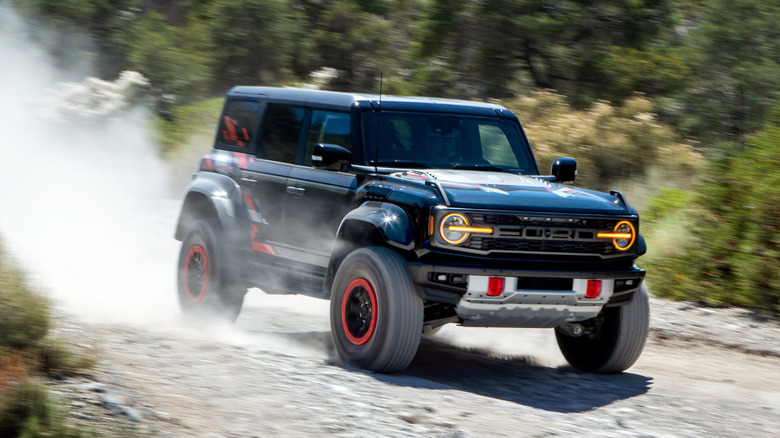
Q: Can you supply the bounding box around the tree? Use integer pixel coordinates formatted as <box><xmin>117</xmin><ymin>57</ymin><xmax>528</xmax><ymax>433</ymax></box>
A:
<box><xmin>298</xmin><ymin>0</ymin><xmax>413</xmax><ymax>92</ymax></box>
<box><xmin>207</xmin><ymin>0</ymin><xmax>294</xmax><ymax>87</ymax></box>
<box><xmin>414</xmin><ymin>0</ymin><xmax>683</xmax><ymax>104</ymax></box>
<box><xmin>120</xmin><ymin>11</ymin><xmax>213</xmax><ymax>105</ymax></box>
<box><xmin>678</xmin><ymin>0</ymin><xmax>780</xmax><ymax>140</ymax></box>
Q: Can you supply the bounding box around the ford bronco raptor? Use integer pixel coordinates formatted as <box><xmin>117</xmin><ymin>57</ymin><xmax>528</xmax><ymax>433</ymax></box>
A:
<box><xmin>175</xmin><ymin>87</ymin><xmax>649</xmax><ymax>373</ymax></box>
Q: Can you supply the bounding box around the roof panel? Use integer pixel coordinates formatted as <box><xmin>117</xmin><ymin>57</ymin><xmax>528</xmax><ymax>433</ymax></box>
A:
<box><xmin>226</xmin><ymin>86</ymin><xmax>507</xmax><ymax>115</ymax></box>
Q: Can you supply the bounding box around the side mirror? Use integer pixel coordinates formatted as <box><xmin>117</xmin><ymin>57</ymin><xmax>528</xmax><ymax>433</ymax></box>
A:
<box><xmin>313</xmin><ymin>143</ymin><xmax>352</xmax><ymax>172</ymax></box>
<box><xmin>551</xmin><ymin>157</ymin><xmax>577</xmax><ymax>183</ymax></box>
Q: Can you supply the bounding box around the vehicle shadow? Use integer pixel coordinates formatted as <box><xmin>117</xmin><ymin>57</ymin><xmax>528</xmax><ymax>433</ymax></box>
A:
<box><xmin>236</xmin><ymin>322</ymin><xmax>652</xmax><ymax>414</ymax></box>
<box><xmin>377</xmin><ymin>338</ymin><xmax>653</xmax><ymax>413</ymax></box>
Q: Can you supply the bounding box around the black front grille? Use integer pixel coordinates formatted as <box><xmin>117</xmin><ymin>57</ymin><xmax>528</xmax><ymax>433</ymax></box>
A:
<box><xmin>470</xmin><ymin>213</ymin><xmax>615</xmax><ymax>230</ymax></box>
<box><xmin>463</xmin><ymin>213</ymin><xmax>624</xmax><ymax>257</ymax></box>
<box><xmin>469</xmin><ymin>237</ymin><xmax>614</xmax><ymax>255</ymax></box>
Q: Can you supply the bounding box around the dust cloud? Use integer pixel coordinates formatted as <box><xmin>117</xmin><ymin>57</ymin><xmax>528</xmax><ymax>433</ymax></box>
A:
<box><xmin>0</xmin><ymin>5</ymin><xmax>333</xmax><ymax>360</ymax></box>
<box><xmin>0</xmin><ymin>4</ymin><xmax>179</xmax><ymax>326</ymax></box>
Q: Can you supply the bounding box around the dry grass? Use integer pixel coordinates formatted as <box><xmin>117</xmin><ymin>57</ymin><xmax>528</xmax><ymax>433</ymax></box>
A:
<box><xmin>505</xmin><ymin>91</ymin><xmax>703</xmax><ymax>196</ymax></box>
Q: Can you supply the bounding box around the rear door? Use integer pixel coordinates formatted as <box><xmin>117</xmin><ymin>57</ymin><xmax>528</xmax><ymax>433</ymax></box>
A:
<box><xmin>242</xmin><ymin>102</ymin><xmax>306</xmax><ymax>258</ymax></box>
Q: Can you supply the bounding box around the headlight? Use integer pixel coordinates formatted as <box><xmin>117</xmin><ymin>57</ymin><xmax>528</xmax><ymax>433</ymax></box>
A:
<box><xmin>597</xmin><ymin>220</ymin><xmax>636</xmax><ymax>251</ymax></box>
<box><xmin>439</xmin><ymin>212</ymin><xmax>493</xmax><ymax>245</ymax></box>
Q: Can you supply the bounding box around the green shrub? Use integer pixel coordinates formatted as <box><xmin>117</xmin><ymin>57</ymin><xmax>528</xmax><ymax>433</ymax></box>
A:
<box><xmin>38</xmin><ymin>338</ymin><xmax>97</xmax><ymax>376</ymax></box>
<box><xmin>644</xmin><ymin>189</ymin><xmax>694</xmax><ymax>222</ymax></box>
<box><xmin>647</xmin><ymin>106</ymin><xmax>780</xmax><ymax>314</ymax></box>
<box><xmin>154</xmin><ymin>97</ymin><xmax>224</xmax><ymax>156</ymax></box>
<box><xmin>0</xmin><ymin>252</ymin><xmax>50</xmax><ymax>351</ymax></box>
<box><xmin>0</xmin><ymin>380</ymin><xmax>83</xmax><ymax>438</ymax></box>
<box><xmin>0</xmin><ymin>240</ymin><xmax>95</xmax><ymax>436</ymax></box>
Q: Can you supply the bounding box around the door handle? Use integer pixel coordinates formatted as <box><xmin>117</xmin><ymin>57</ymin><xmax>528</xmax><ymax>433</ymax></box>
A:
<box><xmin>240</xmin><ymin>177</ymin><xmax>257</xmax><ymax>184</ymax></box>
<box><xmin>286</xmin><ymin>186</ymin><xmax>305</xmax><ymax>196</ymax></box>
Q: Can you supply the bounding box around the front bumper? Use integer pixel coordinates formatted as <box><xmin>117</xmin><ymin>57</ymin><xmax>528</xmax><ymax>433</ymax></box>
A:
<box><xmin>408</xmin><ymin>262</ymin><xmax>645</xmax><ymax>328</ymax></box>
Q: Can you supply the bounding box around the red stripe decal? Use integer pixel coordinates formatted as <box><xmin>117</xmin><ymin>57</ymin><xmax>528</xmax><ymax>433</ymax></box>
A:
<box><xmin>243</xmin><ymin>192</ymin><xmax>256</xmax><ymax>211</ymax></box>
<box><xmin>252</xmin><ymin>242</ymin><xmax>276</xmax><ymax>255</ymax></box>
<box><xmin>223</xmin><ymin>116</ymin><xmax>245</xmax><ymax>147</ymax></box>
<box><xmin>235</xmin><ymin>152</ymin><xmax>247</xmax><ymax>169</ymax></box>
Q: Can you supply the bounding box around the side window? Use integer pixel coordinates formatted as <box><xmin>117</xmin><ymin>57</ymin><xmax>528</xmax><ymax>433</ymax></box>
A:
<box><xmin>218</xmin><ymin>99</ymin><xmax>260</xmax><ymax>149</ymax></box>
<box><xmin>260</xmin><ymin>104</ymin><xmax>305</xmax><ymax>163</ymax></box>
<box><xmin>304</xmin><ymin>111</ymin><xmax>352</xmax><ymax>165</ymax></box>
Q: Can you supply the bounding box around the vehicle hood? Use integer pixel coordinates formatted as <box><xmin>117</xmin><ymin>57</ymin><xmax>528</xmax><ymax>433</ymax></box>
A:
<box><xmin>389</xmin><ymin>170</ymin><xmax>629</xmax><ymax>214</ymax></box>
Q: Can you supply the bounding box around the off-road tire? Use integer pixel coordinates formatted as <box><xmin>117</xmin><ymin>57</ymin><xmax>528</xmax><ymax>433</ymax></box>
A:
<box><xmin>555</xmin><ymin>282</ymin><xmax>650</xmax><ymax>373</ymax></box>
<box><xmin>330</xmin><ymin>246</ymin><xmax>423</xmax><ymax>373</ymax></box>
<box><xmin>177</xmin><ymin>218</ymin><xmax>245</xmax><ymax>323</ymax></box>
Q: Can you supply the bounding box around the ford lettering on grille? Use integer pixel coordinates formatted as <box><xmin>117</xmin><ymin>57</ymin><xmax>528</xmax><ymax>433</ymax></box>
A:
<box><xmin>461</xmin><ymin>213</ymin><xmax>629</xmax><ymax>257</ymax></box>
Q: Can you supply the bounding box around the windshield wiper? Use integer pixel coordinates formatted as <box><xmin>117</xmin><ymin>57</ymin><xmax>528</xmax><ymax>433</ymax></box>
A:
<box><xmin>372</xmin><ymin>160</ymin><xmax>435</xmax><ymax>169</ymax></box>
<box><xmin>452</xmin><ymin>164</ymin><xmax>519</xmax><ymax>174</ymax></box>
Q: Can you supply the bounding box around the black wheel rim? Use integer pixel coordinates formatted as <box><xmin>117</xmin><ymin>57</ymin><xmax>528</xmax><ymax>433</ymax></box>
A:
<box><xmin>184</xmin><ymin>244</ymin><xmax>209</xmax><ymax>303</ymax></box>
<box><xmin>341</xmin><ymin>278</ymin><xmax>377</xmax><ymax>345</ymax></box>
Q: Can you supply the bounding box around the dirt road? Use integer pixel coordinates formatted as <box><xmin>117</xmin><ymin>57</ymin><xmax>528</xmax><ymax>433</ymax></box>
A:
<box><xmin>50</xmin><ymin>292</ymin><xmax>779</xmax><ymax>437</ymax></box>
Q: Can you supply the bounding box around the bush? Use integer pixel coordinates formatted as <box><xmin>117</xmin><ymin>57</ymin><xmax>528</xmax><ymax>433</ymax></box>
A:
<box><xmin>0</xmin><ymin>248</ymin><xmax>50</xmax><ymax>350</ymax></box>
<box><xmin>0</xmin><ymin>240</ymin><xmax>95</xmax><ymax>436</ymax></box>
<box><xmin>646</xmin><ymin>106</ymin><xmax>780</xmax><ymax>314</ymax></box>
<box><xmin>505</xmin><ymin>92</ymin><xmax>703</xmax><ymax>204</ymax></box>
<box><xmin>154</xmin><ymin>97</ymin><xmax>223</xmax><ymax>156</ymax></box>
<box><xmin>38</xmin><ymin>337</ymin><xmax>97</xmax><ymax>376</ymax></box>
<box><xmin>643</xmin><ymin>189</ymin><xmax>694</xmax><ymax>222</ymax></box>
<box><xmin>0</xmin><ymin>380</ymin><xmax>83</xmax><ymax>438</ymax></box>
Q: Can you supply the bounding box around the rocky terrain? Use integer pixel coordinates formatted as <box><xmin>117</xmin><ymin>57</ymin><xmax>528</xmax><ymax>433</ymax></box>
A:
<box><xmin>48</xmin><ymin>292</ymin><xmax>779</xmax><ymax>437</ymax></box>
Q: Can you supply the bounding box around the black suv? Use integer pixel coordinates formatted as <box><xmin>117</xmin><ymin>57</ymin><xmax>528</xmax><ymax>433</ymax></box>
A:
<box><xmin>175</xmin><ymin>87</ymin><xmax>649</xmax><ymax>373</ymax></box>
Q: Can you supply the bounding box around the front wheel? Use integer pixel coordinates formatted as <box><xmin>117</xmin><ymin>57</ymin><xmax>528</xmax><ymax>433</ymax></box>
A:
<box><xmin>330</xmin><ymin>247</ymin><xmax>423</xmax><ymax>373</ymax></box>
<box><xmin>177</xmin><ymin>218</ymin><xmax>246</xmax><ymax>323</ymax></box>
<box><xmin>555</xmin><ymin>282</ymin><xmax>650</xmax><ymax>373</ymax></box>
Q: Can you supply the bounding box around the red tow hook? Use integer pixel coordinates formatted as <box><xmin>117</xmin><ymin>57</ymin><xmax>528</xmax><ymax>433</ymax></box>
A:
<box><xmin>585</xmin><ymin>280</ymin><xmax>602</xmax><ymax>299</ymax></box>
<box><xmin>487</xmin><ymin>277</ymin><xmax>504</xmax><ymax>296</ymax></box>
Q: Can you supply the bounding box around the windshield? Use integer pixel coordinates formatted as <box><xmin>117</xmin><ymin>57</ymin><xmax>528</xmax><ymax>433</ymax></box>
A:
<box><xmin>362</xmin><ymin>111</ymin><xmax>537</xmax><ymax>174</ymax></box>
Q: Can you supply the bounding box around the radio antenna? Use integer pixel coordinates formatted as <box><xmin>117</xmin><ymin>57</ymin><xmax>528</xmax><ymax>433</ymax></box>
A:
<box><xmin>373</xmin><ymin>72</ymin><xmax>383</xmax><ymax>173</ymax></box>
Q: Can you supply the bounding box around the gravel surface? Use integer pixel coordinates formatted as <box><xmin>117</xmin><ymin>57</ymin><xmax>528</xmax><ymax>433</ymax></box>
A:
<box><xmin>648</xmin><ymin>297</ymin><xmax>779</xmax><ymax>358</ymax></box>
<box><xmin>47</xmin><ymin>292</ymin><xmax>780</xmax><ymax>437</ymax></box>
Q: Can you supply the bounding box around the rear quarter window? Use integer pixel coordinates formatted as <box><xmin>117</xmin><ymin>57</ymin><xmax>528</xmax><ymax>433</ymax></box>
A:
<box><xmin>260</xmin><ymin>104</ymin><xmax>305</xmax><ymax>164</ymax></box>
<box><xmin>217</xmin><ymin>99</ymin><xmax>260</xmax><ymax>149</ymax></box>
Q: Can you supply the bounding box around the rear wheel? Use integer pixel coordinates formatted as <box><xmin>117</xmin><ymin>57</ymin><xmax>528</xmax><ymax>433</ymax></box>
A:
<box><xmin>555</xmin><ymin>283</ymin><xmax>650</xmax><ymax>373</ymax></box>
<box><xmin>330</xmin><ymin>247</ymin><xmax>423</xmax><ymax>373</ymax></box>
<box><xmin>177</xmin><ymin>218</ymin><xmax>245</xmax><ymax>323</ymax></box>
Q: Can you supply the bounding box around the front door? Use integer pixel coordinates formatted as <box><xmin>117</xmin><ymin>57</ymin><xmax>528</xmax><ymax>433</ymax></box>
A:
<box><xmin>283</xmin><ymin>109</ymin><xmax>357</xmax><ymax>267</ymax></box>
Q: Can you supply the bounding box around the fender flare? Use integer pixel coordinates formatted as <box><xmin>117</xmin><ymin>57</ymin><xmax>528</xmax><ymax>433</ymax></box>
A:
<box><xmin>636</xmin><ymin>232</ymin><xmax>647</xmax><ymax>257</ymax></box>
<box><xmin>340</xmin><ymin>202</ymin><xmax>415</xmax><ymax>250</ymax></box>
<box><xmin>174</xmin><ymin>172</ymin><xmax>246</xmax><ymax>243</ymax></box>
<box><xmin>324</xmin><ymin>202</ymin><xmax>416</xmax><ymax>292</ymax></box>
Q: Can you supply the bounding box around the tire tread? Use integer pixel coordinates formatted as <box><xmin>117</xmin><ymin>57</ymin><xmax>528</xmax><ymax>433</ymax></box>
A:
<box><xmin>330</xmin><ymin>246</ymin><xmax>423</xmax><ymax>373</ymax></box>
<box><xmin>596</xmin><ymin>283</ymin><xmax>650</xmax><ymax>373</ymax></box>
